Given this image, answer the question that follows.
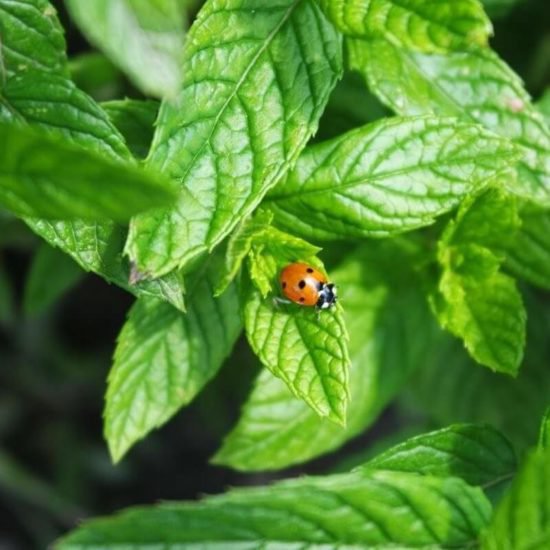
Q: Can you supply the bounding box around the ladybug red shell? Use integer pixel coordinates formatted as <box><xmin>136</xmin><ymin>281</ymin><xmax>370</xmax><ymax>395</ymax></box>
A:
<box><xmin>279</xmin><ymin>262</ymin><xmax>337</xmax><ymax>310</ymax></box>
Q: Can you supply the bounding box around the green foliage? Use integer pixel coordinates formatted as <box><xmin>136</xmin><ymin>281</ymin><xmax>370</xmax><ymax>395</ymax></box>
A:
<box><xmin>267</xmin><ymin>117</ymin><xmax>519</xmax><ymax>240</ymax></box>
<box><xmin>482</xmin><ymin>448</ymin><xmax>550</xmax><ymax>549</ymax></box>
<box><xmin>433</xmin><ymin>189</ymin><xmax>526</xmax><ymax>374</ymax></box>
<box><xmin>0</xmin><ymin>120</ymin><xmax>176</xmax><ymax>220</ymax></box>
<box><xmin>358</xmin><ymin>424</ymin><xmax>517</xmax><ymax>488</ymax></box>
<box><xmin>2</xmin><ymin>0</ymin><xmax>550</xmax><ymax>547</ymax></box>
<box><xmin>539</xmin><ymin>407</ymin><xmax>550</xmax><ymax>450</ymax></box>
<box><xmin>214</xmin><ymin>241</ymin><xmax>436</xmax><ymax>470</ymax></box>
<box><xmin>58</xmin><ymin>469</ymin><xmax>491</xmax><ymax>548</ymax></box>
<box><xmin>318</xmin><ymin>0</ymin><xmax>492</xmax><ymax>52</ymax></box>
<box><xmin>406</xmin><ymin>293</ymin><xmax>550</xmax><ymax>453</ymax></box>
<box><xmin>126</xmin><ymin>0</ymin><xmax>343</xmax><ymax>277</ymax></box>
<box><xmin>65</xmin><ymin>0</ymin><xmax>187</xmax><ymax>97</ymax></box>
<box><xmin>349</xmin><ymin>40</ymin><xmax>550</xmax><ymax>202</ymax></box>
<box><xmin>244</xmin><ymin>283</ymin><xmax>349</xmax><ymax>425</ymax></box>
<box><xmin>0</xmin><ymin>0</ymin><xmax>67</xmax><ymax>76</ymax></box>
<box><xmin>105</xmin><ymin>262</ymin><xmax>241</xmax><ymax>462</ymax></box>
<box><xmin>507</xmin><ymin>203</ymin><xmax>550</xmax><ymax>289</ymax></box>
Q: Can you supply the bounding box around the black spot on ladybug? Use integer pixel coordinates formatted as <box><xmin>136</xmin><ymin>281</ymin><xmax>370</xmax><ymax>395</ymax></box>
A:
<box><xmin>282</xmin><ymin>282</ymin><xmax>287</xmax><ymax>289</ymax></box>
<box><xmin>306</xmin><ymin>267</ymin><xmax>314</xmax><ymax>273</ymax></box>
<box><xmin>298</xmin><ymin>280</ymin><xmax>306</xmax><ymax>289</ymax></box>
<box><xmin>299</xmin><ymin>297</ymin><xmax>305</xmax><ymax>302</ymax></box>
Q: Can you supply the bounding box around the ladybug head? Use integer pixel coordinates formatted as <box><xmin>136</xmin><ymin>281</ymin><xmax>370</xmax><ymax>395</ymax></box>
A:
<box><xmin>316</xmin><ymin>282</ymin><xmax>337</xmax><ymax>310</ymax></box>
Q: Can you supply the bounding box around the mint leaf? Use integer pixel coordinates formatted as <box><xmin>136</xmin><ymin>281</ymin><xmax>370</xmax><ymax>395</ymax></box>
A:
<box><xmin>65</xmin><ymin>0</ymin><xmax>186</xmax><ymax>98</ymax></box>
<box><xmin>0</xmin><ymin>73</ymin><xmax>131</xmax><ymax>160</ymax></box>
<box><xmin>126</xmin><ymin>0</ymin><xmax>343</xmax><ymax>277</ymax></box>
<box><xmin>105</xmin><ymin>265</ymin><xmax>241</xmax><ymax>463</ymax></box>
<box><xmin>407</xmin><ymin>297</ymin><xmax>550</xmax><ymax>454</ymax></box>
<box><xmin>23</xmin><ymin>242</ymin><xmax>83</xmax><ymax>316</ymax></box>
<box><xmin>539</xmin><ymin>407</ymin><xmax>550</xmax><ymax>450</ymax></box>
<box><xmin>214</xmin><ymin>209</ymin><xmax>274</xmax><ymax>297</ymax></box>
<box><xmin>441</xmin><ymin>187</ymin><xmax>520</xmax><ymax>253</ymax></box>
<box><xmin>482</xmin><ymin>448</ymin><xmax>550</xmax><ymax>550</ymax></box>
<box><xmin>350</xmin><ymin>39</ymin><xmax>550</xmax><ymax>202</ymax></box>
<box><xmin>244</xmin><ymin>284</ymin><xmax>349</xmax><ymax>425</ymax></box>
<box><xmin>506</xmin><ymin>203</ymin><xmax>550</xmax><ymax>290</ymax></box>
<box><xmin>359</xmin><ymin>424</ymin><xmax>517</xmax><ymax>488</ymax></box>
<box><xmin>538</xmin><ymin>89</ymin><xmax>550</xmax><ymax>125</ymax></box>
<box><xmin>27</xmin><ymin>220</ymin><xmax>186</xmax><ymax>311</ymax></box>
<box><xmin>267</xmin><ymin>116</ymin><xmax>519</xmax><ymax>241</ymax></box>
<box><xmin>435</xmin><ymin>250</ymin><xmax>525</xmax><ymax>375</ymax></box>
<box><xmin>0</xmin><ymin>0</ymin><xmax>67</xmax><ymax>76</ymax></box>
<box><xmin>318</xmin><ymin>0</ymin><xmax>492</xmax><ymax>52</ymax></box>
<box><xmin>214</xmin><ymin>241</ymin><xmax>436</xmax><ymax>470</ymax></box>
<box><xmin>58</xmin><ymin>470</ymin><xmax>491</xmax><ymax>548</ymax></box>
<box><xmin>433</xmin><ymin>188</ymin><xmax>526</xmax><ymax>375</ymax></box>
<box><xmin>0</xmin><ymin>121</ymin><xmax>176</xmax><ymax>221</ymax></box>
<box><xmin>102</xmin><ymin>99</ymin><xmax>159</xmax><ymax>159</ymax></box>
<box><xmin>0</xmin><ymin>71</ymin><xmax>185</xmax><ymax>309</ymax></box>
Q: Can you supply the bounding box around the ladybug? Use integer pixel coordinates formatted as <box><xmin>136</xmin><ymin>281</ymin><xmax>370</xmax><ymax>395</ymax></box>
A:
<box><xmin>279</xmin><ymin>262</ymin><xmax>337</xmax><ymax>310</ymax></box>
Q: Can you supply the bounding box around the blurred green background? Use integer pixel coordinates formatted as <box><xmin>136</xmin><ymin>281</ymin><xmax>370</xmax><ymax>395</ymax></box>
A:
<box><xmin>1</xmin><ymin>0</ymin><xmax>549</xmax><ymax>548</ymax></box>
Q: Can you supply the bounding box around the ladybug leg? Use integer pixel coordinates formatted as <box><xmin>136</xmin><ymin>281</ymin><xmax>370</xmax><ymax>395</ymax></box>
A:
<box><xmin>272</xmin><ymin>296</ymin><xmax>292</xmax><ymax>309</ymax></box>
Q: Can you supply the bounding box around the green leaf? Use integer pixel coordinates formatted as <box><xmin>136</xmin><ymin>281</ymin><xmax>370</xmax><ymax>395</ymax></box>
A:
<box><xmin>441</xmin><ymin>187</ymin><xmax>520</xmax><ymax>253</ymax></box>
<box><xmin>433</xmin><ymin>188</ymin><xmax>526</xmax><ymax>375</ymax></box>
<box><xmin>406</xmin><ymin>294</ymin><xmax>550</xmax><ymax>454</ymax></box>
<box><xmin>0</xmin><ymin>72</ymin><xmax>131</xmax><ymax>159</ymax></box>
<box><xmin>214</xmin><ymin>209</ymin><xmax>274</xmax><ymax>297</ymax></box>
<box><xmin>27</xmin><ymin>219</ymin><xmax>186</xmax><ymax>311</ymax></box>
<box><xmin>126</xmin><ymin>0</ymin><xmax>343</xmax><ymax>278</ymax></box>
<box><xmin>318</xmin><ymin>0</ymin><xmax>492</xmax><ymax>52</ymax></box>
<box><xmin>23</xmin><ymin>242</ymin><xmax>84</xmax><ymax>316</ymax></box>
<box><xmin>482</xmin><ymin>448</ymin><xmax>550</xmax><ymax>550</ymax></box>
<box><xmin>57</xmin><ymin>470</ymin><xmax>491</xmax><ymax>549</ymax></box>
<box><xmin>506</xmin><ymin>203</ymin><xmax>550</xmax><ymax>290</ymax></box>
<box><xmin>538</xmin><ymin>89</ymin><xmax>550</xmax><ymax>125</ymax></box>
<box><xmin>0</xmin><ymin>71</ymin><xmax>185</xmax><ymax>310</ymax></box>
<box><xmin>267</xmin><ymin>116</ymin><xmax>519</xmax><ymax>241</ymax></box>
<box><xmin>0</xmin><ymin>120</ymin><xmax>177</xmax><ymax>221</ymax></box>
<box><xmin>65</xmin><ymin>0</ymin><xmax>187</xmax><ymax>98</ymax></box>
<box><xmin>349</xmin><ymin>39</ymin><xmax>550</xmax><ymax>203</ymax></box>
<box><xmin>539</xmin><ymin>407</ymin><xmax>550</xmax><ymax>450</ymax></box>
<box><xmin>358</xmin><ymin>424</ymin><xmax>517</xmax><ymax>488</ymax></box>
<box><xmin>243</xmin><ymin>284</ymin><xmax>349</xmax><ymax>425</ymax></box>
<box><xmin>214</xmin><ymin>241</ymin><xmax>437</xmax><ymax>470</ymax></box>
<box><xmin>102</xmin><ymin>99</ymin><xmax>159</xmax><ymax>159</ymax></box>
<box><xmin>0</xmin><ymin>0</ymin><xmax>67</xmax><ymax>77</ymax></box>
<box><xmin>105</xmin><ymin>263</ymin><xmax>241</xmax><ymax>463</ymax></box>
<box><xmin>435</xmin><ymin>246</ymin><xmax>526</xmax><ymax>375</ymax></box>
